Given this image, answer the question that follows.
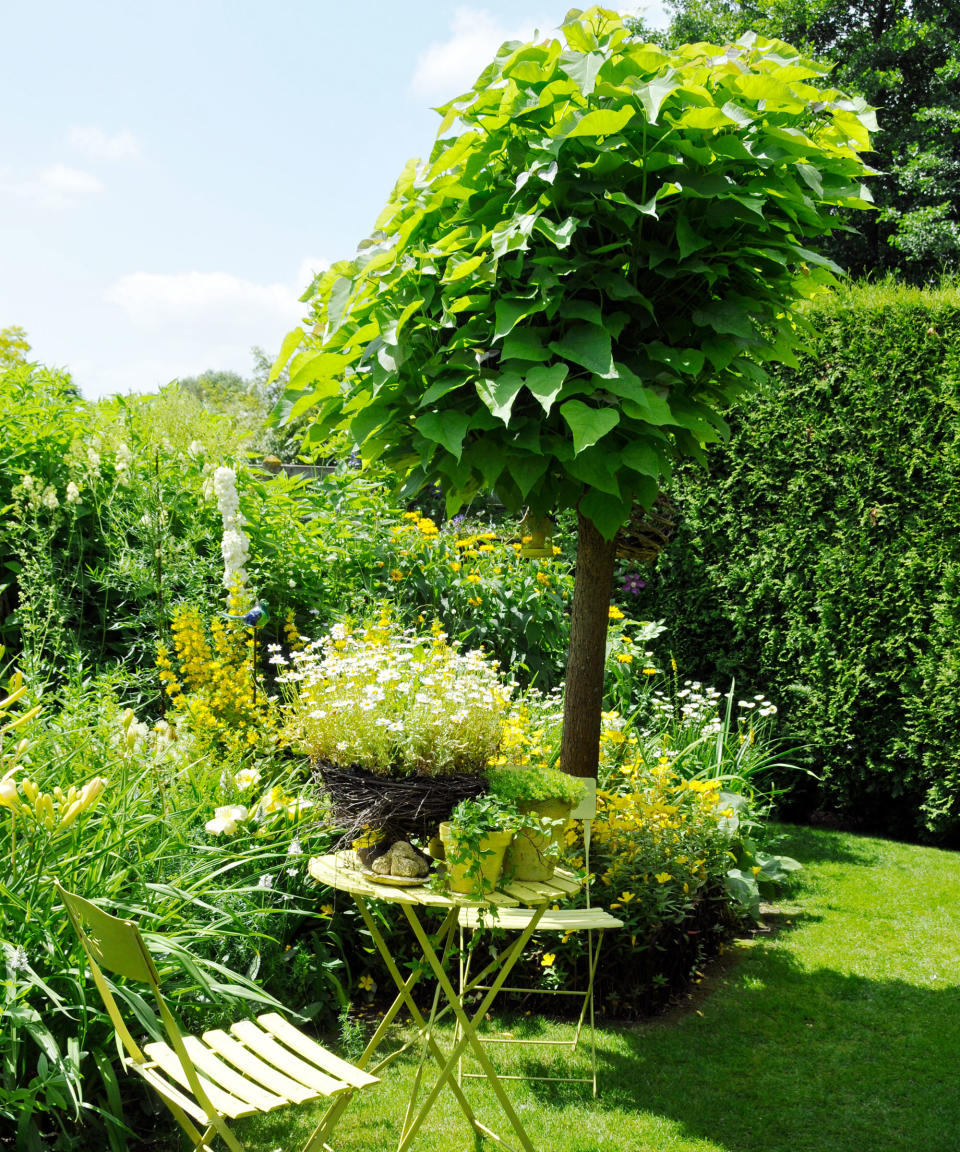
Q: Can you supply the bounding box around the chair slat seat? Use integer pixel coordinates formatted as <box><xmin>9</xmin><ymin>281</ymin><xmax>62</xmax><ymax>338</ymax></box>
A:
<box><xmin>201</xmin><ymin>1028</ymin><xmax>322</xmax><ymax>1103</ymax></box>
<box><xmin>144</xmin><ymin>1041</ymin><xmax>262</xmax><ymax>1119</ymax></box>
<box><xmin>230</xmin><ymin>1020</ymin><xmax>351</xmax><ymax>1096</ymax></box>
<box><xmin>181</xmin><ymin>1035</ymin><xmax>289</xmax><ymax>1110</ymax></box>
<box><xmin>257</xmin><ymin>1012</ymin><xmax>379</xmax><ymax>1089</ymax></box>
<box><xmin>132</xmin><ymin>1061</ymin><xmax>212</xmax><ymax>1125</ymax></box>
<box><xmin>458</xmin><ymin>906</ymin><xmax>623</xmax><ymax>931</ymax></box>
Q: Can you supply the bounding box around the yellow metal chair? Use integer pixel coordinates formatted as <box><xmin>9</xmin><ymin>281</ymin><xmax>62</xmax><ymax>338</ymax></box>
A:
<box><xmin>456</xmin><ymin>779</ymin><xmax>622</xmax><ymax>1095</ymax></box>
<box><xmin>56</xmin><ymin>881</ymin><xmax>377</xmax><ymax>1152</ymax></box>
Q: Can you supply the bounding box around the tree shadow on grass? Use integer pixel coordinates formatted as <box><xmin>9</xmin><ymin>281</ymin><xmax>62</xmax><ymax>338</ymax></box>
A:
<box><xmin>522</xmin><ymin>947</ymin><xmax>960</xmax><ymax>1152</ymax></box>
<box><xmin>771</xmin><ymin>822</ymin><xmax>883</xmax><ymax>868</ymax></box>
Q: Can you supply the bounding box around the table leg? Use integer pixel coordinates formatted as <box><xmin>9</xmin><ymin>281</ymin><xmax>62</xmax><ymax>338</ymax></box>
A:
<box><xmin>351</xmin><ymin>898</ymin><xmax>486</xmax><ymax>1138</ymax></box>
<box><xmin>396</xmin><ymin>902</ymin><xmax>548</xmax><ymax>1152</ymax></box>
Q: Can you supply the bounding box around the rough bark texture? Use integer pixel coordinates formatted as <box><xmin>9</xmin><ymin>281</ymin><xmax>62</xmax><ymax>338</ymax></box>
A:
<box><xmin>560</xmin><ymin>511</ymin><xmax>618</xmax><ymax>779</ymax></box>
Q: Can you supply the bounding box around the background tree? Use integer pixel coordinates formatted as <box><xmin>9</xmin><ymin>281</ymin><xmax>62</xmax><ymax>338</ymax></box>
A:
<box><xmin>629</xmin><ymin>0</ymin><xmax>960</xmax><ymax>280</ymax></box>
<box><xmin>272</xmin><ymin>6</ymin><xmax>873</xmax><ymax>778</ymax></box>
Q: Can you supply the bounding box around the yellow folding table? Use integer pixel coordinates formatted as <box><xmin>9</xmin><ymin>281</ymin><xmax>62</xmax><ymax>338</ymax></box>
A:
<box><xmin>308</xmin><ymin>851</ymin><xmax>582</xmax><ymax>1152</ymax></box>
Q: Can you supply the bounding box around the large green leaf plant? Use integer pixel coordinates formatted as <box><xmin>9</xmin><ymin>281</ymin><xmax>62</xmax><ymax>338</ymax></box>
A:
<box><xmin>274</xmin><ymin>6</ymin><xmax>874</xmax><ymax>777</ymax></box>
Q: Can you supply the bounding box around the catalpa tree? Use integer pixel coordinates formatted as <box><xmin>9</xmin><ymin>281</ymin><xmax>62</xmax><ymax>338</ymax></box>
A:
<box><xmin>273</xmin><ymin>7</ymin><xmax>874</xmax><ymax>779</ymax></box>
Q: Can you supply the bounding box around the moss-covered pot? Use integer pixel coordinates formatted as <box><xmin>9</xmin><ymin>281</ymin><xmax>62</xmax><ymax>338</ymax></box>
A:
<box><xmin>503</xmin><ymin>798</ymin><xmax>572</xmax><ymax>881</ymax></box>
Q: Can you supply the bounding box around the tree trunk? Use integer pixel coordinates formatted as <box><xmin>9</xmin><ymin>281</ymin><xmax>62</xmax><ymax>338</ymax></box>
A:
<box><xmin>560</xmin><ymin>511</ymin><xmax>618</xmax><ymax>779</ymax></box>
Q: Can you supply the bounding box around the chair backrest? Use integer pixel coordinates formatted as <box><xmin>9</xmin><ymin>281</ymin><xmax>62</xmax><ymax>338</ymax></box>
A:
<box><xmin>568</xmin><ymin>779</ymin><xmax>597</xmax><ymax>908</ymax></box>
<box><xmin>56</xmin><ymin>881</ymin><xmax>177</xmax><ymax>1068</ymax></box>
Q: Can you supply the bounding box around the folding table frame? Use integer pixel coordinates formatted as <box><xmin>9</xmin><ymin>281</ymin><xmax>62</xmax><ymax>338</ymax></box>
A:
<box><xmin>308</xmin><ymin>851</ymin><xmax>582</xmax><ymax>1152</ymax></box>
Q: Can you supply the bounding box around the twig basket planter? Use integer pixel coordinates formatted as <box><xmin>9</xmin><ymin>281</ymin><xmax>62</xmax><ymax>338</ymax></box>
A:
<box><xmin>314</xmin><ymin>761</ymin><xmax>489</xmax><ymax>845</ymax></box>
<box><xmin>615</xmin><ymin>492</ymin><xmax>678</xmax><ymax>564</ymax></box>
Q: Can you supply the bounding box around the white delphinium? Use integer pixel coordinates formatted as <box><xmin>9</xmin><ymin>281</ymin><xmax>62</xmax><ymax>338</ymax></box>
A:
<box><xmin>212</xmin><ymin>466</ymin><xmax>250</xmax><ymax>591</ymax></box>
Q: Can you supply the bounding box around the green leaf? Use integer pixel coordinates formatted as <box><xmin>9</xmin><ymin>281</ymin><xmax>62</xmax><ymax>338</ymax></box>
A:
<box><xmin>603</xmin><ymin>364</ymin><xmax>677</xmax><ymax>425</ymax></box>
<box><xmin>494</xmin><ymin>298</ymin><xmax>541</xmax><ymax>340</ymax></box>
<box><xmin>503</xmin><ymin>328</ymin><xmax>551</xmax><ymax>362</ymax></box>
<box><xmin>621</xmin><ymin>439</ymin><xmax>662</xmax><ymax>478</ymax></box>
<box><xmin>635</xmin><ymin>75</ymin><xmax>679</xmax><ymax>124</ymax></box>
<box><xmin>566</xmin><ymin>107</ymin><xmax>635</xmax><ymax>138</ymax></box>
<box><xmin>533</xmin><ymin>215</ymin><xmax>579</xmax><ymax>248</ymax></box>
<box><xmin>476</xmin><ymin>371</ymin><xmax>525</xmax><ymax>425</ymax></box>
<box><xmin>549</xmin><ymin>323</ymin><xmax>615</xmax><ymax>377</ymax></box>
<box><xmin>268</xmin><ymin>326</ymin><xmax>304</xmax><ymax>385</ymax></box>
<box><xmin>566</xmin><ymin>446</ymin><xmax>622</xmax><ymax>495</ymax></box>
<box><xmin>523</xmin><ymin>363</ymin><xmax>568</xmax><ymax>414</ymax></box>
<box><xmin>415</xmin><ymin>410</ymin><xmax>471</xmax><ymax>461</ymax></box>
<box><xmin>419</xmin><ymin>375</ymin><xmax>467</xmax><ymax>406</ymax></box>
<box><xmin>676</xmin><ymin>216</ymin><xmax>711</xmax><ymax>260</ymax></box>
<box><xmin>558</xmin><ymin>48</ymin><xmax>605</xmax><ymax>96</ymax></box>
<box><xmin>288</xmin><ymin>351</ymin><xmax>354</xmax><ymax>392</ymax></box>
<box><xmin>579</xmin><ymin>488</ymin><xmax>632</xmax><ymax>540</ymax></box>
<box><xmin>504</xmin><ymin>453</ymin><xmax>549</xmax><ymax>499</ymax></box>
<box><xmin>560</xmin><ymin>400</ymin><xmax>620</xmax><ymax>455</ymax></box>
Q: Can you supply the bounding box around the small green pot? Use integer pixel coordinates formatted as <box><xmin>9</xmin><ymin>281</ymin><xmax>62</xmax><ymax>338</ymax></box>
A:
<box><xmin>438</xmin><ymin>822</ymin><xmax>513</xmax><ymax>895</ymax></box>
<box><xmin>503</xmin><ymin>799</ymin><xmax>572</xmax><ymax>881</ymax></box>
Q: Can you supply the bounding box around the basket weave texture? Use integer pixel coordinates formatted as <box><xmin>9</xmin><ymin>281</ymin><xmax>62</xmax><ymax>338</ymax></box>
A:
<box><xmin>615</xmin><ymin>493</ymin><xmax>678</xmax><ymax>563</ymax></box>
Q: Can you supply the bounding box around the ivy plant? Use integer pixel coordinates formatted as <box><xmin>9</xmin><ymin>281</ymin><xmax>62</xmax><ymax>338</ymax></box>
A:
<box><xmin>273</xmin><ymin>6</ymin><xmax>874</xmax><ymax>778</ymax></box>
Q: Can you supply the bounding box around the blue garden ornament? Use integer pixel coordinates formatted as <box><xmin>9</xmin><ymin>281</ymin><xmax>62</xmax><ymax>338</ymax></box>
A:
<box><xmin>223</xmin><ymin>602</ymin><xmax>270</xmax><ymax>628</ymax></box>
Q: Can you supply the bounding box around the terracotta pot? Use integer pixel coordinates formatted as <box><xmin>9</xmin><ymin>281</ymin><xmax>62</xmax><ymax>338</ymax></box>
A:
<box><xmin>438</xmin><ymin>822</ymin><xmax>513</xmax><ymax>895</ymax></box>
<box><xmin>503</xmin><ymin>799</ymin><xmax>572</xmax><ymax>881</ymax></box>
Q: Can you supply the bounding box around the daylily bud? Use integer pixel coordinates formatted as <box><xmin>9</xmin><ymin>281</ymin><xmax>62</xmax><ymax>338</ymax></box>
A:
<box><xmin>0</xmin><ymin>779</ymin><xmax>21</xmax><ymax>810</ymax></box>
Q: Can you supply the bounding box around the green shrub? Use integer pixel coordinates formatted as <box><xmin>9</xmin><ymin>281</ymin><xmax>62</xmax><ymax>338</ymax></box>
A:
<box><xmin>643</xmin><ymin>278</ymin><xmax>960</xmax><ymax>842</ymax></box>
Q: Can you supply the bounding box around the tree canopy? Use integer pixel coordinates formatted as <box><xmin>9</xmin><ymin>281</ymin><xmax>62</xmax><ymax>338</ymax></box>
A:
<box><xmin>275</xmin><ymin>7</ymin><xmax>874</xmax><ymax>540</ymax></box>
<box><xmin>273</xmin><ymin>6</ymin><xmax>874</xmax><ymax>777</ymax></box>
<box><xmin>632</xmin><ymin>0</ymin><xmax>960</xmax><ymax>280</ymax></box>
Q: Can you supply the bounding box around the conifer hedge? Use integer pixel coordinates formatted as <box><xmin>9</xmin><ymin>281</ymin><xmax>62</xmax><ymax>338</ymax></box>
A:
<box><xmin>644</xmin><ymin>280</ymin><xmax>960</xmax><ymax>843</ymax></box>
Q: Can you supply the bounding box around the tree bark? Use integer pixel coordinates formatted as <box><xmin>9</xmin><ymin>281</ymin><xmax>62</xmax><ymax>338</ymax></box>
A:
<box><xmin>560</xmin><ymin>510</ymin><xmax>618</xmax><ymax>779</ymax></box>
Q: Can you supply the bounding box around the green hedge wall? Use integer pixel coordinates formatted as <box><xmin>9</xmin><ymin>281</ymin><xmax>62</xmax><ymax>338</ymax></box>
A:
<box><xmin>644</xmin><ymin>280</ymin><xmax>960</xmax><ymax>844</ymax></box>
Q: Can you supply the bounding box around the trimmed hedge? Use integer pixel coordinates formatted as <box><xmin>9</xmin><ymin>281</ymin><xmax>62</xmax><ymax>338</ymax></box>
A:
<box><xmin>644</xmin><ymin>280</ymin><xmax>960</xmax><ymax>844</ymax></box>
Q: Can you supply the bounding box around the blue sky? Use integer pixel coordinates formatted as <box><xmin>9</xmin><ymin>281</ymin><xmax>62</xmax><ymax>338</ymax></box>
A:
<box><xmin>2</xmin><ymin>3</ymin><xmax>667</xmax><ymax>400</ymax></box>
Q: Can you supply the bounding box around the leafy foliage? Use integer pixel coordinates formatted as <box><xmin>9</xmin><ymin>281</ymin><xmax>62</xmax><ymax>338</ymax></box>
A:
<box><xmin>638</xmin><ymin>0</ymin><xmax>960</xmax><ymax>280</ymax></box>
<box><xmin>275</xmin><ymin>8</ymin><xmax>874</xmax><ymax>540</ymax></box>
<box><xmin>643</xmin><ymin>278</ymin><xmax>960</xmax><ymax>842</ymax></box>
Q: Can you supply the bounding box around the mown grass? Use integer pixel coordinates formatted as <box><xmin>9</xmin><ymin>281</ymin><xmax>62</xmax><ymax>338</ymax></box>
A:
<box><xmin>185</xmin><ymin>824</ymin><xmax>960</xmax><ymax>1152</ymax></box>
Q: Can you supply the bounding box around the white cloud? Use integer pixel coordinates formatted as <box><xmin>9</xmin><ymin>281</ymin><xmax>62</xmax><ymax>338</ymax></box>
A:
<box><xmin>87</xmin><ymin>260</ymin><xmax>329</xmax><ymax>398</ymax></box>
<box><xmin>67</xmin><ymin>124</ymin><xmax>142</xmax><ymax>161</ymax></box>
<box><xmin>410</xmin><ymin>7</ymin><xmax>551</xmax><ymax>102</ymax></box>
<box><xmin>0</xmin><ymin>163</ymin><xmax>103</xmax><ymax>207</ymax></box>
<box><xmin>105</xmin><ymin>269</ymin><xmax>301</xmax><ymax>332</ymax></box>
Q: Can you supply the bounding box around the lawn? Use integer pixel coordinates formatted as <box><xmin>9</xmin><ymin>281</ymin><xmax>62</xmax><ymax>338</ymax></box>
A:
<box><xmin>217</xmin><ymin>824</ymin><xmax>960</xmax><ymax>1152</ymax></box>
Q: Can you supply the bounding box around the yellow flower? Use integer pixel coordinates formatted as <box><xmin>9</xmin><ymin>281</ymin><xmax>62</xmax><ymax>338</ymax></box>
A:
<box><xmin>541</xmin><ymin>953</ymin><xmax>556</xmax><ymax>968</ymax></box>
<box><xmin>642</xmin><ymin>667</ymin><xmax>658</xmax><ymax>675</ymax></box>
<box><xmin>615</xmin><ymin>653</ymin><xmax>633</xmax><ymax>664</ymax></box>
<box><xmin>358</xmin><ymin>974</ymin><xmax>375</xmax><ymax>992</ymax></box>
<box><xmin>390</xmin><ymin>569</ymin><xmax>404</xmax><ymax>582</ymax></box>
<box><xmin>450</xmin><ymin>561</ymin><xmax>461</xmax><ymax>572</ymax></box>
<box><xmin>608</xmin><ymin>605</ymin><xmax>624</xmax><ymax>620</ymax></box>
<box><xmin>320</xmin><ymin>904</ymin><xmax>334</xmax><ymax>917</ymax></box>
<box><xmin>655</xmin><ymin>872</ymin><xmax>673</xmax><ymax>883</ymax></box>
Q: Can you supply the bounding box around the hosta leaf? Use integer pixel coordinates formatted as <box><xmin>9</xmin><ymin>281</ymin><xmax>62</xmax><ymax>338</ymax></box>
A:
<box><xmin>560</xmin><ymin>400</ymin><xmax>620</xmax><ymax>455</ymax></box>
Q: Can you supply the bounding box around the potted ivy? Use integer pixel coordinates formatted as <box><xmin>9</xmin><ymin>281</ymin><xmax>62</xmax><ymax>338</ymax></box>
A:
<box><xmin>439</xmin><ymin>794</ymin><xmax>532</xmax><ymax>898</ymax></box>
<box><xmin>487</xmin><ymin>766</ymin><xmax>585</xmax><ymax>881</ymax></box>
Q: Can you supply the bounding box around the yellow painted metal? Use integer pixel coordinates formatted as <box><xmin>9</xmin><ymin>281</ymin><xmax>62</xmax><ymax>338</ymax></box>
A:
<box><xmin>307</xmin><ymin>850</ymin><xmax>581</xmax><ymax>1152</ymax></box>
<box><xmin>456</xmin><ymin>779</ymin><xmax>621</xmax><ymax>1097</ymax></box>
<box><xmin>55</xmin><ymin>880</ymin><xmax>377</xmax><ymax>1152</ymax></box>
